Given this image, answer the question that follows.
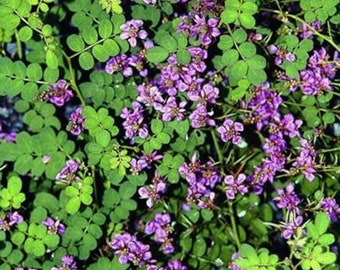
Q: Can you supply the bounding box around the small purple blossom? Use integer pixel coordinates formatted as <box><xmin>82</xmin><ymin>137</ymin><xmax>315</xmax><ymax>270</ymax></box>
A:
<box><xmin>273</xmin><ymin>183</ymin><xmax>300</xmax><ymax>213</ymax></box>
<box><xmin>282</xmin><ymin>216</ymin><xmax>304</xmax><ymax>239</ymax></box>
<box><xmin>105</xmin><ymin>54</ymin><xmax>133</xmax><ymax>76</ymax></box>
<box><xmin>320</xmin><ymin>197</ymin><xmax>340</xmax><ymax>221</ymax></box>
<box><xmin>268</xmin><ymin>45</ymin><xmax>296</xmax><ymax>65</ymax></box>
<box><xmin>145</xmin><ymin>213</ymin><xmax>174</xmax><ymax>254</ymax></box>
<box><xmin>43</xmin><ymin>217</ymin><xmax>65</xmax><ymax>235</ymax></box>
<box><xmin>224</xmin><ymin>174</ymin><xmax>249</xmax><ymax>200</ymax></box>
<box><xmin>217</xmin><ymin>118</ymin><xmax>244</xmax><ymax>145</ymax></box>
<box><xmin>292</xmin><ymin>139</ymin><xmax>317</xmax><ymax>181</ymax></box>
<box><xmin>44</xmin><ymin>79</ymin><xmax>73</xmax><ymax>107</ymax></box>
<box><xmin>56</xmin><ymin>159</ymin><xmax>80</xmax><ymax>182</ymax></box>
<box><xmin>121</xmin><ymin>102</ymin><xmax>149</xmax><ymax>142</ymax></box>
<box><xmin>52</xmin><ymin>255</ymin><xmax>77</xmax><ymax>270</ymax></box>
<box><xmin>160</xmin><ymin>97</ymin><xmax>187</xmax><ymax>121</ymax></box>
<box><xmin>67</xmin><ymin>107</ymin><xmax>85</xmax><ymax>136</ymax></box>
<box><xmin>300</xmin><ymin>21</ymin><xmax>321</xmax><ymax>39</ymax></box>
<box><xmin>120</xmin><ymin>20</ymin><xmax>148</xmax><ymax>47</ymax></box>
<box><xmin>138</xmin><ymin>171</ymin><xmax>166</xmax><ymax>208</ymax></box>
<box><xmin>189</xmin><ymin>105</ymin><xmax>215</xmax><ymax>128</ymax></box>
<box><xmin>109</xmin><ymin>233</ymin><xmax>152</xmax><ymax>266</ymax></box>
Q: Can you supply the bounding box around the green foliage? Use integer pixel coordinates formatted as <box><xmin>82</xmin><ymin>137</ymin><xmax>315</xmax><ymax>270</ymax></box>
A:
<box><xmin>0</xmin><ymin>176</ymin><xmax>26</xmax><ymax>210</ymax></box>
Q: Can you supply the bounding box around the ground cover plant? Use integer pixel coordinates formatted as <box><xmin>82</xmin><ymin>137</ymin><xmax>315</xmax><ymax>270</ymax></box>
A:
<box><xmin>0</xmin><ymin>0</ymin><xmax>340</xmax><ymax>269</ymax></box>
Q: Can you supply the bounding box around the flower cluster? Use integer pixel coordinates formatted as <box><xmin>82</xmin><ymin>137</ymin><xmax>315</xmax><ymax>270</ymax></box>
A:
<box><xmin>268</xmin><ymin>45</ymin><xmax>296</xmax><ymax>65</ymax></box>
<box><xmin>120</xmin><ymin>19</ymin><xmax>148</xmax><ymax>47</ymax></box>
<box><xmin>120</xmin><ymin>101</ymin><xmax>149</xmax><ymax>142</ymax></box>
<box><xmin>217</xmin><ymin>118</ymin><xmax>244</xmax><ymax>145</ymax></box>
<box><xmin>0</xmin><ymin>211</ymin><xmax>23</xmax><ymax>231</ymax></box>
<box><xmin>67</xmin><ymin>107</ymin><xmax>85</xmax><ymax>136</ymax></box>
<box><xmin>179</xmin><ymin>153</ymin><xmax>221</xmax><ymax>209</ymax></box>
<box><xmin>56</xmin><ymin>159</ymin><xmax>80</xmax><ymax>182</ymax></box>
<box><xmin>300</xmin><ymin>21</ymin><xmax>321</xmax><ymax>39</ymax></box>
<box><xmin>273</xmin><ymin>183</ymin><xmax>301</xmax><ymax>213</ymax></box>
<box><xmin>43</xmin><ymin>217</ymin><xmax>65</xmax><ymax>235</ymax></box>
<box><xmin>51</xmin><ymin>255</ymin><xmax>77</xmax><ymax>270</ymax></box>
<box><xmin>224</xmin><ymin>174</ymin><xmax>249</xmax><ymax>200</ymax></box>
<box><xmin>138</xmin><ymin>171</ymin><xmax>166</xmax><ymax>208</ymax></box>
<box><xmin>292</xmin><ymin>139</ymin><xmax>317</xmax><ymax>181</ymax></box>
<box><xmin>300</xmin><ymin>48</ymin><xmax>339</xmax><ymax>95</ymax></box>
<box><xmin>109</xmin><ymin>233</ymin><xmax>152</xmax><ymax>266</ymax></box>
<box><xmin>282</xmin><ymin>215</ymin><xmax>304</xmax><ymax>239</ymax></box>
<box><xmin>320</xmin><ymin>197</ymin><xmax>340</xmax><ymax>221</ymax></box>
<box><xmin>145</xmin><ymin>213</ymin><xmax>174</xmax><ymax>254</ymax></box>
<box><xmin>178</xmin><ymin>15</ymin><xmax>220</xmax><ymax>46</ymax></box>
<box><xmin>42</xmin><ymin>80</ymin><xmax>73</xmax><ymax>107</ymax></box>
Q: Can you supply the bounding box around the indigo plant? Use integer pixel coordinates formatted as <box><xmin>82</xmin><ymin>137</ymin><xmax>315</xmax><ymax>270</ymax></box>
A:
<box><xmin>0</xmin><ymin>0</ymin><xmax>340</xmax><ymax>269</ymax></box>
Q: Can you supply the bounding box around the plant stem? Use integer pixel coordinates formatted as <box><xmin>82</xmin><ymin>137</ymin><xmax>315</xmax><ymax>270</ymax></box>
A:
<box><xmin>62</xmin><ymin>51</ymin><xmax>86</xmax><ymax>107</ymax></box>
<box><xmin>210</xmin><ymin>129</ymin><xmax>241</xmax><ymax>249</ymax></box>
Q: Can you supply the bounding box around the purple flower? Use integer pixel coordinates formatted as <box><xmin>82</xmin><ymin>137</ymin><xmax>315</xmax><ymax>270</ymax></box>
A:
<box><xmin>282</xmin><ymin>216</ymin><xmax>304</xmax><ymax>239</ymax></box>
<box><xmin>217</xmin><ymin>118</ymin><xmax>243</xmax><ymax>145</ymax></box>
<box><xmin>44</xmin><ymin>80</ymin><xmax>73</xmax><ymax>107</ymax></box>
<box><xmin>43</xmin><ymin>217</ymin><xmax>65</xmax><ymax>235</ymax></box>
<box><xmin>137</xmin><ymin>84</ymin><xmax>164</xmax><ymax>109</ymax></box>
<box><xmin>138</xmin><ymin>171</ymin><xmax>166</xmax><ymax>208</ymax></box>
<box><xmin>7</xmin><ymin>212</ymin><xmax>23</xmax><ymax>226</ymax></box>
<box><xmin>268</xmin><ymin>45</ymin><xmax>295</xmax><ymax>65</ymax></box>
<box><xmin>320</xmin><ymin>198</ymin><xmax>340</xmax><ymax>221</ymax></box>
<box><xmin>273</xmin><ymin>183</ymin><xmax>300</xmax><ymax>213</ymax></box>
<box><xmin>160</xmin><ymin>97</ymin><xmax>187</xmax><ymax>121</ymax></box>
<box><xmin>224</xmin><ymin>174</ymin><xmax>248</xmax><ymax>200</ymax></box>
<box><xmin>164</xmin><ymin>259</ymin><xmax>188</xmax><ymax>270</ymax></box>
<box><xmin>145</xmin><ymin>213</ymin><xmax>174</xmax><ymax>254</ymax></box>
<box><xmin>300</xmin><ymin>21</ymin><xmax>321</xmax><ymax>39</ymax></box>
<box><xmin>105</xmin><ymin>54</ymin><xmax>133</xmax><ymax>76</ymax></box>
<box><xmin>121</xmin><ymin>102</ymin><xmax>149</xmax><ymax>142</ymax></box>
<box><xmin>143</xmin><ymin>0</ymin><xmax>156</xmax><ymax>4</ymax></box>
<box><xmin>56</xmin><ymin>159</ymin><xmax>80</xmax><ymax>182</ymax></box>
<box><xmin>120</xmin><ymin>20</ymin><xmax>148</xmax><ymax>47</ymax></box>
<box><xmin>67</xmin><ymin>107</ymin><xmax>85</xmax><ymax>136</ymax></box>
<box><xmin>292</xmin><ymin>139</ymin><xmax>317</xmax><ymax>181</ymax></box>
<box><xmin>188</xmin><ymin>47</ymin><xmax>208</xmax><ymax>73</ymax></box>
<box><xmin>189</xmin><ymin>83</ymin><xmax>219</xmax><ymax>104</ymax></box>
<box><xmin>229</xmin><ymin>252</ymin><xmax>242</xmax><ymax>270</ymax></box>
<box><xmin>0</xmin><ymin>122</ymin><xmax>16</xmax><ymax>142</ymax></box>
<box><xmin>189</xmin><ymin>105</ymin><xmax>215</xmax><ymax>128</ymax></box>
<box><xmin>109</xmin><ymin>233</ymin><xmax>152</xmax><ymax>266</ymax></box>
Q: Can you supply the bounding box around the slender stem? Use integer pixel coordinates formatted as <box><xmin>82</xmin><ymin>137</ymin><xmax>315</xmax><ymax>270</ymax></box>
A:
<box><xmin>210</xmin><ymin>129</ymin><xmax>241</xmax><ymax>249</ymax></box>
<box><xmin>228</xmin><ymin>202</ymin><xmax>241</xmax><ymax>249</ymax></box>
<box><xmin>14</xmin><ymin>29</ymin><xmax>22</xmax><ymax>59</ymax></box>
<box><xmin>62</xmin><ymin>51</ymin><xmax>86</xmax><ymax>107</ymax></box>
<box><xmin>260</xmin><ymin>9</ymin><xmax>340</xmax><ymax>52</ymax></box>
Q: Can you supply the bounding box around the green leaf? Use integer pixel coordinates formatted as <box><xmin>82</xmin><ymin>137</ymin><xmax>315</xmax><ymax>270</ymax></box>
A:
<box><xmin>0</xmin><ymin>14</ymin><xmax>20</xmax><ymax>30</ymax></box>
<box><xmin>79</xmin><ymin>52</ymin><xmax>94</xmax><ymax>70</ymax></box>
<box><xmin>65</xmin><ymin>197</ymin><xmax>81</xmax><ymax>215</ymax></box>
<box><xmin>92</xmin><ymin>44</ymin><xmax>110</xmax><ymax>62</ymax></box>
<box><xmin>146</xmin><ymin>46</ymin><xmax>169</xmax><ymax>63</ymax></box>
<box><xmin>32</xmin><ymin>239</ymin><xmax>45</xmax><ymax>257</ymax></box>
<box><xmin>34</xmin><ymin>192</ymin><xmax>59</xmax><ymax>213</ymax></box>
<box><xmin>241</xmin><ymin>2</ymin><xmax>258</xmax><ymax>15</ymax></box>
<box><xmin>96</xmin><ymin>130</ymin><xmax>111</xmax><ymax>147</ymax></box>
<box><xmin>82</xmin><ymin>27</ymin><xmax>98</xmax><ymax>44</ymax></box>
<box><xmin>7</xmin><ymin>176</ymin><xmax>22</xmax><ymax>194</ymax></box>
<box><xmin>80</xmin><ymin>193</ymin><xmax>93</xmax><ymax>205</ymax></box>
<box><xmin>99</xmin><ymin>19</ymin><xmax>113</xmax><ymax>39</ymax></box>
<box><xmin>239</xmin><ymin>14</ymin><xmax>256</xmax><ymax>29</ymax></box>
<box><xmin>18</xmin><ymin>26</ymin><xmax>33</xmax><ymax>42</ymax></box>
<box><xmin>65</xmin><ymin>186</ymin><xmax>79</xmax><ymax>197</ymax></box>
<box><xmin>322</xmin><ymin>112</ymin><xmax>335</xmax><ymax>124</ymax></box>
<box><xmin>193</xmin><ymin>238</ymin><xmax>206</xmax><ymax>256</ymax></box>
<box><xmin>239</xmin><ymin>42</ymin><xmax>256</xmax><ymax>58</ymax></box>
<box><xmin>46</xmin><ymin>50</ymin><xmax>58</xmax><ymax>69</ymax></box>
<box><xmin>221</xmin><ymin>9</ymin><xmax>238</xmax><ymax>24</ymax></box>
<box><xmin>67</xmin><ymin>34</ymin><xmax>85</xmax><ymax>52</ymax></box>
<box><xmin>103</xmin><ymin>39</ymin><xmax>120</xmax><ymax>56</ymax></box>
<box><xmin>119</xmin><ymin>182</ymin><xmax>137</xmax><ymax>200</ymax></box>
<box><xmin>315</xmin><ymin>212</ymin><xmax>330</xmax><ymax>235</ymax></box>
<box><xmin>218</xmin><ymin>35</ymin><xmax>233</xmax><ymax>51</ymax></box>
<box><xmin>317</xmin><ymin>252</ymin><xmax>336</xmax><ymax>264</ymax></box>
<box><xmin>151</xmin><ymin>119</ymin><xmax>163</xmax><ymax>134</ymax></box>
<box><xmin>176</xmin><ymin>49</ymin><xmax>191</xmax><ymax>65</ymax></box>
<box><xmin>232</xmin><ymin>29</ymin><xmax>247</xmax><ymax>43</ymax></box>
<box><xmin>318</xmin><ymin>234</ymin><xmax>335</xmax><ymax>246</ymax></box>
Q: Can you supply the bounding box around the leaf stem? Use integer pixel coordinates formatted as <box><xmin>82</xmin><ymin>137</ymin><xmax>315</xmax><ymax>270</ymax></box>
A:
<box><xmin>62</xmin><ymin>50</ymin><xmax>86</xmax><ymax>107</ymax></box>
